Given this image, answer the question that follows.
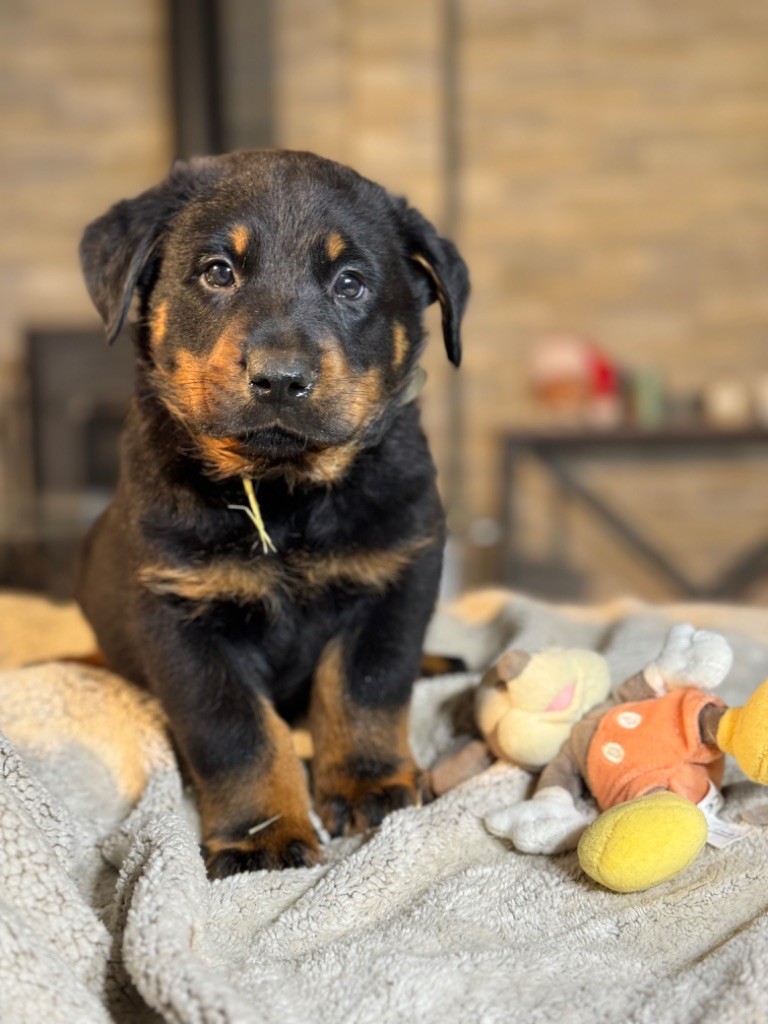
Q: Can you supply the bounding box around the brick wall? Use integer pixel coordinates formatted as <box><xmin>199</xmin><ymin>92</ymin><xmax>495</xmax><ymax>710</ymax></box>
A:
<box><xmin>275</xmin><ymin>0</ymin><xmax>768</xmax><ymax>599</ymax></box>
<box><xmin>273</xmin><ymin>0</ymin><xmax>456</xmax><ymax>496</ymax></box>
<box><xmin>3</xmin><ymin>1</ymin><xmax>768</xmax><ymax>601</ymax></box>
<box><xmin>0</xmin><ymin>0</ymin><xmax>172</xmax><ymax>520</ymax></box>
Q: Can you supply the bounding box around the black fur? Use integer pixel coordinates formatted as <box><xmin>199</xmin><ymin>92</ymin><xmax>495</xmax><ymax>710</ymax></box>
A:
<box><xmin>76</xmin><ymin>150</ymin><xmax>469</xmax><ymax>877</ymax></box>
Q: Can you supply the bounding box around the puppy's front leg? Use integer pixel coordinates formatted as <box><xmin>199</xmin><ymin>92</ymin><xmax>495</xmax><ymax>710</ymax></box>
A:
<box><xmin>137</xmin><ymin>600</ymin><xmax>320</xmax><ymax>878</ymax></box>
<box><xmin>310</xmin><ymin>545</ymin><xmax>442</xmax><ymax>836</ymax></box>
<box><xmin>198</xmin><ymin>698</ymin><xmax>321</xmax><ymax>879</ymax></box>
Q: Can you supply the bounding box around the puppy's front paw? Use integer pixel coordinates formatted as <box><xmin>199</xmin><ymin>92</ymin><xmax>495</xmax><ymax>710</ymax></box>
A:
<box><xmin>315</xmin><ymin>773</ymin><xmax>418</xmax><ymax>837</ymax></box>
<box><xmin>203</xmin><ymin>817</ymin><xmax>322</xmax><ymax>879</ymax></box>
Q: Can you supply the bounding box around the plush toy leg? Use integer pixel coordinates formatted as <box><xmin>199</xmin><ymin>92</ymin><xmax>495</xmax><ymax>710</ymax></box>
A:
<box><xmin>577</xmin><ymin>791</ymin><xmax>707</xmax><ymax>893</ymax></box>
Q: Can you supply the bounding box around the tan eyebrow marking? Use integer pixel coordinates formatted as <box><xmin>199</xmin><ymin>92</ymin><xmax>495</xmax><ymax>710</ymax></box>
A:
<box><xmin>229</xmin><ymin>224</ymin><xmax>250</xmax><ymax>256</ymax></box>
<box><xmin>392</xmin><ymin>322</ymin><xmax>408</xmax><ymax>370</ymax></box>
<box><xmin>326</xmin><ymin>232</ymin><xmax>346</xmax><ymax>261</ymax></box>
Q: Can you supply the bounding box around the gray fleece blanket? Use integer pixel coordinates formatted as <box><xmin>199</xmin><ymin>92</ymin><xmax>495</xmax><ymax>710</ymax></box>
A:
<box><xmin>2</xmin><ymin>589</ymin><xmax>768</xmax><ymax>1023</ymax></box>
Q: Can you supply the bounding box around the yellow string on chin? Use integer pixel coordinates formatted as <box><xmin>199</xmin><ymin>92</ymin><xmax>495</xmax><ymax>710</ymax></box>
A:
<box><xmin>228</xmin><ymin>477</ymin><xmax>277</xmax><ymax>554</ymax></box>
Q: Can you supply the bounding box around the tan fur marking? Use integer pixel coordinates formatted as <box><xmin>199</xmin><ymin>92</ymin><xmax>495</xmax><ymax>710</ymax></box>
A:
<box><xmin>152</xmin><ymin>322</ymin><xmax>255</xmax><ymax>478</ymax></box>
<box><xmin>205</xmin><ymin>324</ymin><xmax>248</xmax><ymax>403</ymax></box>
<box><xmin>410</xmin><ymin>253</ymin><xmax>447</xmax><ymax>308</ymax></box>
<box><xmin>139</xmin><ymin>558</ymin><xmax>283</xmax><ymax>612</ymax></box>
<box><xmin>391</xmin><ymin>321</ymin><xmax>408</xmax><ymax>370</ymax></box>
<box><xmin>158</xmin><ymin>323</ymin><xmax>247</xmax><ymax>426</ymax></box>
<box><xmin>151</xmin><ymin>300</ymin><xmax>169</xmax><ymax>348</ymax></box>
<box><xmin>310</xmin><ymin>639</ymin><xmax>415</xmax><ymax>833</ymax></box>
<box><xmin>326</xmin><ymin>231</ymin><xmax>346</xmax><ymax>261</ymax></box>
<box><xmin>195</xmin><ymin>436</ymin><xmax>257</xmax><ymax>480</ymax></box>
<box><xmin>317</xmin><ymin>346</ymin><xmax>383</xmax><ymax>431</ymax></box>
<box><xmin>317</xmin><ymin>345</ymin><xmax>351</xmax><ymax>393</ymax></box>
<box><xmin>138</xmin><ymin>540</ymin><xmax>426</xmax><ymax>611</ymax></box>
<box><xmin>346</xmin><ymin>367</ymin><xmax>383</xmax><ymax>428</ymax></box>
<box><xmin>289</xmin><ymin>538</ymin><xmax>431</xmax><ymax>594</ymax></box>
<box><xmin>166</xmin><ymin>349</ymin><xmax>208</xmax><ymax>419</ymax></box>
<box><xmin>229</xmin><ymin>224</ymin><xmax>250</xmax><ymax>256</ymax></box>
<box><xmin>294</xmin><ymin>442</ymin><xmax>359</xmax><ymax>487</ymax></box>
<box><xmin>193</xmin><ymin>437</ymin><xmax>358</xmax><ymax>487</ymax></box>
<box><xmin>198</xmin><ymin>698</ymin><xmax>319</xmax><ymax>863</ymax></box>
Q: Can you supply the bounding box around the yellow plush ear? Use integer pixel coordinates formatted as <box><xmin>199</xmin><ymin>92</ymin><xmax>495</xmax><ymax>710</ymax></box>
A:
<box><xmin>717</xmin><ymin>679</ymin><xmax>768</xmax><ymax>784</ymax></box>
<box><xmin>577</xmin><ymin>792</ymin><xmax>707</xmax><ymax>893</ymax></box>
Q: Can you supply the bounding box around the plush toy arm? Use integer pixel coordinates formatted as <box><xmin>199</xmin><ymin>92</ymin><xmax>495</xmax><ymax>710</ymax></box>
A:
<box><xmin>484</xmin><ymin>785</ymin><xmax>597</xmax><ymax>854</ymax></box>
<box><xmin>650</xmin><ymin>623</ymin><xmax>733</xmax><ymax>693</ymax></box>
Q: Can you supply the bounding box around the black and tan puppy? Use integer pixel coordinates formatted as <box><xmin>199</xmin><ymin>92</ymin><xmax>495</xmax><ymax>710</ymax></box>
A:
<box><xmin>76</xmin><ymin>150</ymin><xmax>469</xmax><ymax>878</ymax></box>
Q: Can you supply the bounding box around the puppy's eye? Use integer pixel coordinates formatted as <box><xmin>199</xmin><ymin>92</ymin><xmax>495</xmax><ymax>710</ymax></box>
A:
<box><xmin>333</xmin><ymin>271</ymin><xmax>366</xmax><ymax>302</ymax></box>
<box><xmin>202</xmin><ymin>261</ymin><xmax>235</xmax><ymax>288</ymax></box>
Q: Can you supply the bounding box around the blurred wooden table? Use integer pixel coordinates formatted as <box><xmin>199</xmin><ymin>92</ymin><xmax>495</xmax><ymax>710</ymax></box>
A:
<box><xmin>500</xmin><ymin>427</ymin><xmax>768</xmax><ymax>599</ymax></box>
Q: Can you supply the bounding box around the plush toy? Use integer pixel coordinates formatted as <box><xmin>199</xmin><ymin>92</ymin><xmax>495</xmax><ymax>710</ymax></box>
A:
<box><xmin>482</xmin><ymin>624</ymin><xmax>768</xmax><ymax>892</ymax></box>
<box><xmin>475</xmin><ymin>646</ymin><xmax>612</xmax><ymax>770</ymax></box>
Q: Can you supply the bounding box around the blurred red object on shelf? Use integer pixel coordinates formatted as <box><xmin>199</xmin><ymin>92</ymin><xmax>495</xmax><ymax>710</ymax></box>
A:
<box><xmin>530</xmin><ymin>333</ymin><xmax>622</xmax><ymax>428</ymax></box>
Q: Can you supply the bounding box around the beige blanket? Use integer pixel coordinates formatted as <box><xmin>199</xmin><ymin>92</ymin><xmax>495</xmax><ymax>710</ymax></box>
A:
<box><xmin>2</xmin><ymin>589</ymin><xmax>768</xmax><ymax>1023</ymax></box>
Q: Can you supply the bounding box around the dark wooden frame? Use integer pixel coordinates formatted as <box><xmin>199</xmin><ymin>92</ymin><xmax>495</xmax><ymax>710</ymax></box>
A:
<box><xmin>501</xmin><ymin>428</ymin><xmax>768</xmax><ymax>600</ymax></box>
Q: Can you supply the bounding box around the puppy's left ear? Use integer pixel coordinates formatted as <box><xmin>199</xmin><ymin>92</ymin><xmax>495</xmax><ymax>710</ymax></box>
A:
<box><xmin>394</xmin><ymin>201</ymin><xmax>470</xmax><ymax>367</ymax></box>
<box><xmin>80</xmin><ymin>157</ymin><xmax>217</xmax><ymax>344</ymax></box>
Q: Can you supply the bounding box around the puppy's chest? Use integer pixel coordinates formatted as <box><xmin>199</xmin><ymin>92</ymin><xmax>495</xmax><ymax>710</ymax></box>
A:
<box><xmin>140</xmin><ymin>486</ymin><xmax>424</xmax><ymax>611</ymax></box>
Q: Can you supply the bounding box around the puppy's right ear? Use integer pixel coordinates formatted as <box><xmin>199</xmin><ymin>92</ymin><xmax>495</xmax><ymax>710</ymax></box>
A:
<box><xmin>79</xmin><ymin>158</ymin><xmax>216</xmax><ymax>344</ymax></box>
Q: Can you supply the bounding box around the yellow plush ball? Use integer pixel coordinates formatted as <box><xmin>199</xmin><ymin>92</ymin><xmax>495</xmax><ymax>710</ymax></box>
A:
<box><xmin>577</xmin><ymin>791</ymin><xmax>708</xmax><ymax>893</ymax></box>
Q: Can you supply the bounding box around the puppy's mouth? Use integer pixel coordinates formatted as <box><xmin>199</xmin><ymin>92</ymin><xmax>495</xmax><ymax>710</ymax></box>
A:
<box><xmin>208</xmin><ymin>405</ymin><xmax>360</xmax><ymax>459</ymax></box>
<box><xmin>233</xmin><ymin>425</ymin><xmax>316</xmax><ymax>457</ymax></box>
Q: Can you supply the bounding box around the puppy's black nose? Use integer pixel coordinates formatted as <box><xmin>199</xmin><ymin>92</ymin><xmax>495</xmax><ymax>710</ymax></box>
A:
<box><xmin>250</xmin><ymin>363</ymin><xmax>314</xmax><ymax>404</ymax></box>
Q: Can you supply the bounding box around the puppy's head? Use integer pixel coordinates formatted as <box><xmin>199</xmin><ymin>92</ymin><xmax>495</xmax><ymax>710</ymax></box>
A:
<box><xmin>80</xmin><ymin>150</ymin><xmax>469</xmax><ymax>481</ymax></box>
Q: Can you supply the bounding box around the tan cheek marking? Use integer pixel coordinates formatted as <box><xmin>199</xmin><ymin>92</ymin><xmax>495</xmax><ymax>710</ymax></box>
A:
<box><xmin>326</xmin><ymin>231</ymin><xmax>346</xmax><ymax>261</ymax></box>
<box><xmin>164</xmin><ymin>349</ymin><xmax>207</xmax><ymax>421</ymax></box>
<box><xmin>229</xmin><ymin>224</ymin><xmax>250</xmax><ymax>256</ymax></box>
<box><xmin>316</xmin><ymin>345</ymin><xmax>383</xmax><ymax>431</ymax></box>
<box><xmin>207</xmin><ymin>323</ymin><xmax>248</xmax><ymax>397</ymax></box>
<box><xmin>346</xmin><ymin>367</ymin><xmax>383</xmax><ymax>428</ymax></box>
<box><xmin>392</xmin><ymin>321</ymin><xmax>408</xmax><ymax>370</ymax></box>
<box><xmin>157</xmin><ymin>323</ymin><xmax>247</xmax><ymax>427</ymax></box>
<box><xmin>151</xmin><ymin>299</ymin><xmax>169</xmax><ymax>348</ymax></box>
<box><xmin>318</xmin><ymin>344</ymin><xmax>348</xmax><ymax>384</ymax></box>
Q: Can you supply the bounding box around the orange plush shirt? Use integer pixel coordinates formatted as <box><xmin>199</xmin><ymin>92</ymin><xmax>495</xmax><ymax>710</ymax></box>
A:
<box><xmin>586</xmin><ymin>688</ymin><xmax>725</xmax><ymax>811</ymax></box>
